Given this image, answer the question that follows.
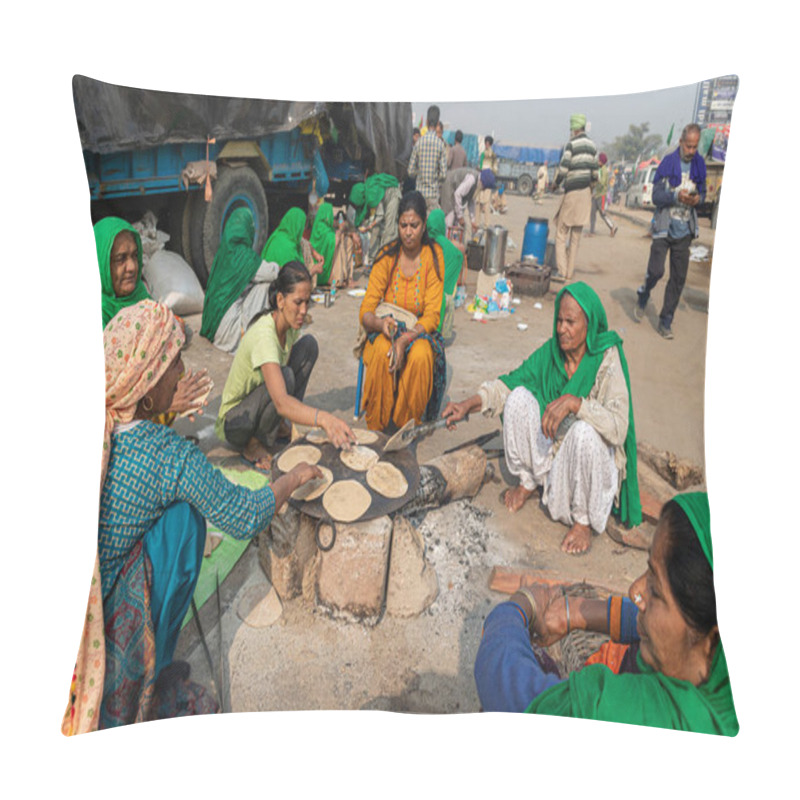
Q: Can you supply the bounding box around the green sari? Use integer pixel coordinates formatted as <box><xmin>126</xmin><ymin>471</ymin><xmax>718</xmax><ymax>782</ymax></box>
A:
<box><xmin>200</xmin><ymin>208</ymin><xmax>263</xmax><ymax>342</ymax></box>
<box><xmin>527</xmin><ymin>492</ymin><xmax>739</xmax><ymax>736</ymax></box>
<box><xmin>260</xmin><ymin>208</ymin><xmax>306</xmax><ymax>266</ymax></box>
<box><xmin>500</xmin><ymin>282</ymin><xmax>642</xmax><ymax>528</ymax></box>
<box><xmin>310</xmin><ymin>202</ymin><xmax>336</xmax><ymax>285</ymax></box>
<box><xmin>427</xmin><ymin>209</ymin><xmax>464</xmax><ymax>330</ymax></box>
<box><xmin>95</xmin><ymin>216</ymin><xmax>151</xmax><ymax>328</ymax></box>
<box><xmin>350</xmin><ymin>174</ymin><xmax>399</xmax><ymax>227</ymax></box>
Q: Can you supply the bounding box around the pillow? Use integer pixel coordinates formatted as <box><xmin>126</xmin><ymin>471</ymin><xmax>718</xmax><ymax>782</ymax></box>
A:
<box><xmin>68</xmin><ymin>74</ymin><xmax>739</xmax><ymax>738</ymax></box>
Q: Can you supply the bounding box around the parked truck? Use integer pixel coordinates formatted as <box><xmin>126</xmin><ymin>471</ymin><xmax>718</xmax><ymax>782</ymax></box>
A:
<box><xmin>73</xmin><ymin>76</ymin><xmax>412</xmax><ymax>286</ymax></box>
<box><xmin>492</xmin><ymin>144</ymin><xmax>562</xmax><ymax>196</ymax></box>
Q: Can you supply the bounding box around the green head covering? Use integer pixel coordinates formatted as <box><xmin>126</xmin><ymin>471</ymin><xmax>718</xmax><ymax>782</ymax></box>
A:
<box><xmin>95</xmin><ymin>216</ymin><xmax>151</xmax><ymax>328</ymax></box>
<box><xmin>570</xmin><ymin>113</ymin><xmax>587</xmax><ymax>131</ymax></box>
<box><xmin>527</xmin><ymin>488</ymin><xmax>737</xmax><ymax>735</ymax></box>
<box><xmin>500</xmin><ymin>282</ymin><xmax>641</xmax><ymax>527</ymax></box>
<box><xmin>309</xmin><ymin>202</ymin><xmax>336</xmax><ymax>286</ymax></box>
<box><xmin>365</xmin><ymin>173</ymin><xmax>400</xmax><ymax>210</ymax></box>
<box><xmin>261</xmin><ymin>207</ymin><xmax>307</xmax><ymax>266</ymax></box>
<box><xmin>674</xmin><ymin>491</ymin><xmax>713</xmax><ymax>571</ymax></box>
<box><xmin>200</xmin><ymin>207</ymin><xmax>263</xmax><ymax>342</ymax></box>
<box><xmin>427</xmin><ymin>209</ymin><xmax>463</xmax><ymax>330</ymax></box>
<box><xmin>349</xmin><ymin>183</ymin><xmax>367</xmax><ymax>226</ymax></box>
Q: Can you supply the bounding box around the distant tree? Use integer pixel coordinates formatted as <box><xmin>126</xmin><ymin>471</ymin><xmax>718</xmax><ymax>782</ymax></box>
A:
<box><xmin>608</xmin><ymin>122</ymin><xmax>663</xmax><ymax>163</ymax></box>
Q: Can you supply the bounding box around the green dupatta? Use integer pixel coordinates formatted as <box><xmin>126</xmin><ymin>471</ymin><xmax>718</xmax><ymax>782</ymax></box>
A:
<box><xmin>310</xmin><ymin>202</ymin><xmax>336</xmax><ymax>285</ymax></box>
<box><xmin>527</xmin><ymin>492</ymin><xmax>739</xmax><ymax>736</ymax></box>
<box><xmin>200</xmin><ymin>208</ymin><xmax>263</xmax><ymax>341</ymax></box>
<box><xmin>427</xmin><ymin>209</ymin><xmax>464</xmax><ymax>329</ymax></box>
<box><xmin>95</xmin><ymin>216</ymin><xmax>151</xmax><ymax>328</ymax></box>
<box><xmin>260</xmin><ymin>207</ymin><xmax>306</xmax><ymax>266</ymax></box>
<box><xmin>350</xmin><ymin>174</ymin><xmax>399</xmax><ymax>227</ymax></box>
<box><xmin>499</xmin><ymin>282</ymin><xmax>641</xmax><ymax>527</ymax></box>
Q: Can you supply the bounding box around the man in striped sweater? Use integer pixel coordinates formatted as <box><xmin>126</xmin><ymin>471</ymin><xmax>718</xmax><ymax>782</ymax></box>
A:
<box><xmin>551</xmin><ymin>114</ymin><xmax>599</xmax><ymax>282</ymax></box>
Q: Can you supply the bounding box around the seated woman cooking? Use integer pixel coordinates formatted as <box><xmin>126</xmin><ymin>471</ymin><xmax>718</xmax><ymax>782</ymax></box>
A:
<box><xmin>200</xmin><ymin>207</ymin><xmax>279</xmax><ymax>354</ymax></box>
<box><xmin>357</xmin><ymin>190</ymin><xmax>446</xmax><ymax>433</ymax></box>
<box><xmin>62</xmin><ymin>299</ymin><xmax>322</xmax><ymax>734</ymax></box>
<box><xmin>216</xmin><ymin>261</ymin><xmax>356</xmax><ymax>469</ymax></box>
<box><xmin>473</xmin><ymin>492</ymin><xmax>739</xmax><ymax>735</ymax></box>
<box><xmin>442</xmin><ymin>282</ymin><xmax>641</xmax><ymax>554</ymax></box>
<box><xmin>95</xmin><ymin>215</ymin><xmax>212</xmax><ymax>419</ymax></box>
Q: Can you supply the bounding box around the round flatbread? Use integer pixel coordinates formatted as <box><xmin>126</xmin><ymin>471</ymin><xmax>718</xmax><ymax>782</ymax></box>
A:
<box><xmin>353</xmin><ymin>429</ymin><xmax>379</xmax><ymax>445</ymax></box>
<box><xmin>366</xmin><ymin>461</ymin><xmax>408</xmax><ymax>499</ymax></box>
<box><xmin>322</xmin><ymin>480</ymin><xmax>372</xmax><ymax>523</ymax></box>
<box><xmin>340</xmin><ymin>445</ymin><xmax>379</xmax><ymax>472</ymax></box>
<box><xmin>291</xmin><ymin>466</ymin><xmax>333</xmax><ymax>501</ymax></box>
<box><xmin>277</xmin><ymin>444</ymin><xmax>321</xmax><ymax>473</ymax></box>
<box><xmin>305</xmin><ymin>429</ymin><xmax>328</xmax><ymax>445</ymax></box>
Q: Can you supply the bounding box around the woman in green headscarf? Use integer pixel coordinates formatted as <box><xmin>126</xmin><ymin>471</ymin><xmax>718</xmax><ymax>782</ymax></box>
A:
<box><xmin>475</xmin><ymin>492</ymin><xmax>739</xmax><ymax>736</ymax></box>
<box><xmin>95</xmin><ymin>215</ymin><xmax>212</xmax><ymax>419</ymax></box>
<box><xmin>200</xmin><ymin>207</ymin><xmax>278</xmax><ymax>353</ymax></box>
<box><xmin>353</xmin><ymin>174</ymin><xmax>401</xmax><ymax>266</ymax></box>
<box><xmin>95</xmin><ymin>216</ymin><xmax>152</xmax><ymax>328</ymax></box>
<box><xmin>443</xmin><ymin>281</ymin><xmax>640</xmax><ymax>554</ymax></box>
<box><xmin>261</xmin><ymin>207</ymin><xmax>307</xmax><ymax>266</ymax></box>
<box><xmin>309</xmin><ymin>202</ymin><xmax>337</xmax><ymax>286</ymax></box>
<box><xmin>427</xmin><ymin>209</ymin><xmax>464</xmax><ymax>338</ymax></box>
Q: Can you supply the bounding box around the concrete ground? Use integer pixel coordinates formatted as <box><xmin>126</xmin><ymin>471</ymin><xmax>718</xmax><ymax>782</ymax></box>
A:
<box><xmin>171</xmin><ymin>190</ymin><xmax>713</xmax><ymax>714</ymax></box>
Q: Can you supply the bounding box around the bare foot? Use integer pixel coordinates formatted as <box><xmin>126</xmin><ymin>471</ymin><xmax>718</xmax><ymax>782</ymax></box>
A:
<box><xmin>504</xmin><ymin>485</ymin><xmax>534</xmax><ymax>513</ymax></box>
<box><xmin>243</xmin><ymin>438</ymin><xmax>273</xmax><ymax>472</ymax></box>
<box><xmin>561</xmin><ymin>523</ymin><xmax>592</xmax><ymax>555</ymax></box>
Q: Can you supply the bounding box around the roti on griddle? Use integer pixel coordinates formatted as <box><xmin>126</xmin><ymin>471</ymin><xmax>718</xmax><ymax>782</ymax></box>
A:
<box><xmin>366</xmin><ymin>461</ymin><xmax>408</xmax><ymax>499</ymax></box>
<box><xmin>340</xmin><ymin>445</ymin><xmax>379</xmax><ymax>472</ymax></box>
<box><xmin>322</xmin><ymin>480</ymin><xmax>372</xmax><ymax>522</ymax></box>
<box><xmin>277</xmin><ymin>444</ymin><xmax>321</xmax><ymax>473</ymax></box>
<box><xmin>290</xmin><ymin>466</ymin><xmax>333</xmax><ymax>501</ymax></box>
<box><xmin>305</xmin><ymin>429</ymin><xmax>328</xmax><ymax>445</ymax></box>
<box><xmin>353</xmin><ymin>429</ymin><xmax>379</xmax><ymax>445</ymax></box>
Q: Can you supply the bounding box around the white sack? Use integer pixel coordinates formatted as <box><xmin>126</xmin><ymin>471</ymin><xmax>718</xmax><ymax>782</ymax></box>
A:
<box><xmin>143</xmin><ymin>249</ymin><xmax>205</xmax><ymax>315</ymax></box>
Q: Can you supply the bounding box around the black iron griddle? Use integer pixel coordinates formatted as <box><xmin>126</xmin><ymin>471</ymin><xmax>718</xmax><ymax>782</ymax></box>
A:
<box><xmin>272</xmin><ymin>431</ymin><xmax>420</xmax><ymax>525</ymax></box>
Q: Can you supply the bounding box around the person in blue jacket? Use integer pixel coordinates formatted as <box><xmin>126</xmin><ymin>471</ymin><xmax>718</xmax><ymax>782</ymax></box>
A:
<box><xmin>633</xmin><ymin>124</ymin><xmax>706</xmax><ymax>339</ymax></box>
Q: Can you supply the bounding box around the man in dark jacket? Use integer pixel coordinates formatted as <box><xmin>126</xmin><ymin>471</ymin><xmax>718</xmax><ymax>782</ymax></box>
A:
<box><xmin>633</xmin><ymin>124</ymin><xmax>706</xmax><ymax>339</ymax></box>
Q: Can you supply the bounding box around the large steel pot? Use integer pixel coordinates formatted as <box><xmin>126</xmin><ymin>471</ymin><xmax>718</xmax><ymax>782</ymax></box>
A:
<box><xmin>482</xmin><ymin>225</ymin><xmax>508</xmax><ymax>275</ymax></box>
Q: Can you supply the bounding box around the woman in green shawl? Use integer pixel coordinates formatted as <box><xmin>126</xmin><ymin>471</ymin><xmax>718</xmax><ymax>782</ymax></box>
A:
<box><xmin>427</xmin><ymin>209</ymin><xmax>464</xmax><ymax>338</ymax></box>
<box><xmin>351</xmin><ymin>174</ymin><xmax>401</xmax><ymax>266</ymax></box>
<box><xmin>261</xmin><ymin>207</ymin><xmax>308</xmax><ymax>266</ymax></box>
<box><xmin>309</xmin><ymin>202</ymin><xmax>337</xmax><ymax>286</ymax></box>
<box><xmin>95</xmin><ymin>216</ymin><xmax>152</xmax><ymax>328</ymax></box>
<box><xmin>474</xmin><ymin>492</ymin><xmax>739</xmax><ymax>736</ymax></box>
<box><xmin>95</xmin><ymin>215</ymin><xmax>212</xmax><ymax>419</ymax></box>
<box><xmin>200</xmin><ymin>207</ymin><xmax>278</xmax><ymax>353</ymax></box>
<box><xmin>443</xmin><ymin>282</ymin><xmax>640</xmax><ymax>554</ymax></box>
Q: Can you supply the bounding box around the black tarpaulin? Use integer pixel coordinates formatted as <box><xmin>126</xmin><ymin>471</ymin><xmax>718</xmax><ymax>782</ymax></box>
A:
<box><xmin>72</xmin><ymin>76</ymin><xmax>413</xmax><ymax>179</ymax></box>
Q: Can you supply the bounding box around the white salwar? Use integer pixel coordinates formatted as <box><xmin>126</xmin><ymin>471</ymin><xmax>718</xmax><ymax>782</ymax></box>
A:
<box><xmin>502</xmin><ymin>387</ymin><xmax>618</xmax><ymax>533</ymax></box>
<box><xmin>478</xmin><ymin>346</ymin><xmax>629</xmax><ymax>534</ymax></box>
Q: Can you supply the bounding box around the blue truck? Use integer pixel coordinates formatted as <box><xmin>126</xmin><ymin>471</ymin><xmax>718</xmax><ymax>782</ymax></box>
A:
<box><xmin>74</xmin><ymin>76</ymin><xmax>412</xmax><ymax>285</ymax></box>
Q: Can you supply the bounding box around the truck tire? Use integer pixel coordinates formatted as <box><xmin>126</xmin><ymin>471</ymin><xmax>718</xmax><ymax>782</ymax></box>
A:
<box><xmin>189</xmin><ymin>166</ymin><xmax>270</xmax><ymax>287</ymax></box>
<box><xmin>181</xmin><ymin>191</ymin><xmax>208</xmax><ymax>286</ymax></box>
<box><xmin>517</xmin><ymin>173</ymin><xmax>534</xmax><ymax>196</ymax></box>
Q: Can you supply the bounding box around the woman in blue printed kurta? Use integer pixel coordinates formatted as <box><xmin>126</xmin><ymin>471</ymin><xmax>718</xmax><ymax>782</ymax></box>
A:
<box><xmin>63</xmin><ymin>300</ymin><xmax>321</xmax><ymax>735</ymax></box>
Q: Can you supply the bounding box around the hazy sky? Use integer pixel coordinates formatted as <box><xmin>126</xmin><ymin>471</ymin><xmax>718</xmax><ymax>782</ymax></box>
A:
<box><xmin>412</xmin><ymin>80</ymin><xmax>700</xmax><ymax>150</ymax></box>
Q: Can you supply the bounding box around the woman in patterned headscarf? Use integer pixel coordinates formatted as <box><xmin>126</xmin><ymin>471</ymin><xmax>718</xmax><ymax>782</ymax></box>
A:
<box><xmin>62</xmin><ymin>300</ymin><xmax>321</xmax><ymax>734</ymax></box>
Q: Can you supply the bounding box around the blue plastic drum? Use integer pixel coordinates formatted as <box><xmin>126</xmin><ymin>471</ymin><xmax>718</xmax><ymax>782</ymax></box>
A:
<box><xmin>522</xmin><ymin>217</ymin><xmax>548</xmax><ymax>265</ymax></box>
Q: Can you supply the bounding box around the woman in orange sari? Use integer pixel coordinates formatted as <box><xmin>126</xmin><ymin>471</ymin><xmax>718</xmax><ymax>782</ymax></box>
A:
<box><xmin>358</xmin><ymin>191</ymin><xmax>446</xmax><ymax>432</ymax></box>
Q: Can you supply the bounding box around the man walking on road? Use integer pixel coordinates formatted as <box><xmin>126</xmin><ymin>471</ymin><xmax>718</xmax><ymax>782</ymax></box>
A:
<box><xmin>633</xmin><ymin>124</ymin><xmax>706</xmax><ymax>339</ymax></box>
<box><xmin>408</xmin><ymin>106</ymin><xmax>448</xmax><ymax>212</ymax></box>
<box><xmin>551</xmin><ymin>113</ymin><xmax>598</xmax><ymax>282</ymax></box>
<box><xmin>589</xmin><ymin>153</ymin><xmax>617</xmax><ymax>236</ymax></box>
<box><xmin>448</xmin><ymin>130</ymin><xmax>468</xmax><ymax>170</ymax></box>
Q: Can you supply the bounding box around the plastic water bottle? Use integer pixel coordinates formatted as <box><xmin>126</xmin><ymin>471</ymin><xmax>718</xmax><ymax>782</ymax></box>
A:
<box><xmin>330</xmin><ymin>280</ymin><xmax>337</xmax><ymax>304</ymax></box>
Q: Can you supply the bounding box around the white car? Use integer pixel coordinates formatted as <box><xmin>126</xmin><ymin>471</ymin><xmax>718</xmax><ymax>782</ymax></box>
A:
<box><xmin>625</xmin><ymin>165</ymin><xmax>659</xmax><ymax>209</ymax></box>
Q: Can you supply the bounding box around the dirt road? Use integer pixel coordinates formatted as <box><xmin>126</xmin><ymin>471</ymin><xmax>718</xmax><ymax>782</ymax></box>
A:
<box><xmin>172</xmin><ymin>190</ymin><xmax>712</xmax><ymax>714</ymax></box>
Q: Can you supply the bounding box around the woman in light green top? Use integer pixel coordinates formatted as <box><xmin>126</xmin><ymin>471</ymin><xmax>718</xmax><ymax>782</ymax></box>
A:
<box><xmin>216</xmin><ymin>261</ymin><xmax>356</xmax><ymax>467</ymax></box>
